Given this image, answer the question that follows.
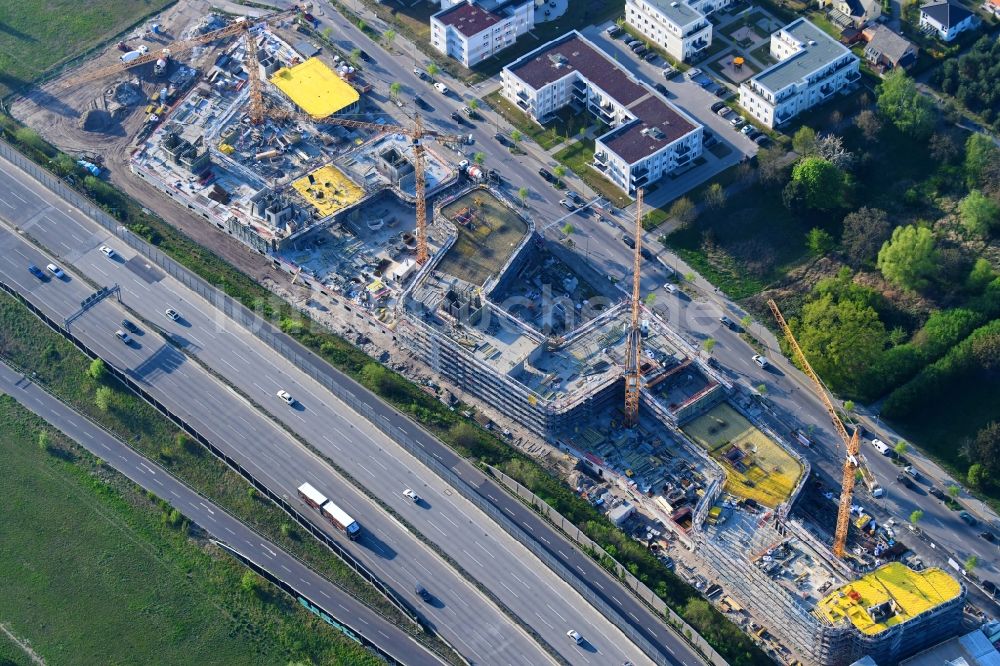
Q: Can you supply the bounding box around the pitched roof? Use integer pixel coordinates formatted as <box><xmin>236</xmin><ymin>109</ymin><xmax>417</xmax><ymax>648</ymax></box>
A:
<box><xmin>920</xmin><ymin>0</ymin><xmax>974</xmax><ymax>27</ymax></box>
<box><xmin>863</xmin><ymin>24</ymin><xmax>916</xmax><ymax>64</ymax></box>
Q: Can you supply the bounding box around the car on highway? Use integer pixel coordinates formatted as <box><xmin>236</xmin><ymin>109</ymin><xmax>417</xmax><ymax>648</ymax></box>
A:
<box><xmin>403</xmin><ymin>488</ymin><xmax>420</xmax><ymax>502</ymax></box>
<box><xmin>433</xmin><ymin>81</ymin><xmax>449</xmax><ymax>95</ymax></box>
<box><xmin>752</xmin><ymin>354</ymin><xmax>769</xmax><ymax>369</ymax></box>
<box><xmin>622</xmin><ymin>234</ymin><xmax>636</xmax><ymax>249</ymax></box>
<box><xmin>46</xmin><ymin>263</ymin><xmax>65</xmax><ymax>279</ymax></box>
<box><xmin>115</xmin><ymin>329</ymin><xmax>132</xmax><ymax>344</ymax></box>
<box><xmin>100</xmin><ymin>245</ymin><xmax>116</xmax><ymax>259</ymax></box>
<box><xmin>27</xmin><ymin>264</ymin><xmax>45</xmax><ymax>280</ymax></box>
<box><xmin>494</xmin><ymin>132</ymin><xmax>513</xmax><ymax>147</ymax></box>
<box><xmin>641</xmin><ymin>246</ymin><xmax>654</xmax><ymax>261</ymax></box>
<box><xmin>960</xmin><ymin>511</ymin><xmax>978</xmax><ymax>526</ymax></box>
<box><xmin>414</xmin><ymin>95</ymin><xmax>431</xmax><ymax>111</ymax></box>
<box><xmin>567</xmin><ymin>629</ymin><xmax>583</xmax><ymax>645</ymax></box>
<box><xmin>904</xmin><ymin>465</ymin><xmax>919</xmax><ymax>479</ymax></box>
<box><xmin>559</xmin><ymin>199</ymin><xmax>577</xmax><ymax>211</ymax></box>
<box><xmin>415</xmin><ymin>583</ymin><xmax>432</xmax><ymax>602</ymax></box>
<box><xmin>276</xmin><ymin>390</ymin><xmax>295</xmax><ymax>405</ymax></box>
<box><xmin>462</xmin><ymin>105</ymin><xmax>482</xmax><ymax>120</ymax></box>
<box><xmin>121</xmin><ymin>319</ymin><xmax>139</xmax><ymax>333</ymax></box>
<box><xmin>164</xmin><ymin>307</ymin><xmax>180</xmax><ymax>321</ymax></box>
<box><xmin>871</xmin><ymin>438</ymin><xmax>891</xmax><ymax>455</ymax></box>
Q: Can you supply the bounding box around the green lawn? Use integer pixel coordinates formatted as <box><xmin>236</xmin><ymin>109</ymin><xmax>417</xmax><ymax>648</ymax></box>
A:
<box><xmin>0</xmin><ymin>0</ymin><xmax>172</xmax><ymax>97</ymax></box>
<box><xmin>553</xmin><ymin>138</ymin><xmax>632</xmax><ymax>207</ymax></box>
<box><xmin>484</xmin><ymin>90</ymin><xmax>566</xmax><ymax>150</ymax></box>
<box><xmin>0</xmin><ymin>397</ymin><xmax>381</xmax><ymax>666</ymax></box>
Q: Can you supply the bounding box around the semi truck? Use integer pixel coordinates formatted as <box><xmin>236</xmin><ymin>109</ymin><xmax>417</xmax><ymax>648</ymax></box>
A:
<box><xmin>297</xmin><ymin>482</ymin><xmax>361</xmax><ymax>540</ymax></box>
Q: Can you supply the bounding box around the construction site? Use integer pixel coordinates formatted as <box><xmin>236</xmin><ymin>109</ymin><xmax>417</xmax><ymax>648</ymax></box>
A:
<box><xmin>4</xmin><ymin>3</ymin><xmax>974</xmax><ymax>664</ymax></box>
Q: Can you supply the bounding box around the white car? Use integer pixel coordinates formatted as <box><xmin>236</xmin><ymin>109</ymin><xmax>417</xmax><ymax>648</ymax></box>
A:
<box><xmin>752</xmin><ymin>354</ymin><xmax>769</xmax><ymax>368</ymax></box>
<box><xmin>46</xmin><ymin>263</ymin><xmax>65</xmax><ymax>279</ymax></box>
<box><xmin>277</xmin><ymin>390</ymin><xmax>294</xmax><ymax>405</ymax></box>
<box><xmin>100</xmin><ymin>245</ymin><xmax>116</xmax><ymax>259</ymax></box>
<box><xmin>164</xmin><ymin>308</ymin><xmax>180</xmax><ymax>321</ymax></box>
<box><xmin>115</xmin><ymin>329</ymin><xmax>132</xmax><ymax>344</ymax></box>
<box><xmin>403</xmin><ymin>488</ymin><xmax>420</xmax><ymax>502</ymax></box>
<box><xmin>665</xmin><ymin>283</ymin><xmax>678</xmax><ymax>294</ymax></box>
<box><xmin>567</xmin><ymin>629</ymin><xmax>583</xmax><ymax>644</ymax></box>
<box><xmin>433</xmin><ymin>81</ymin><xmax>448</xmax><ymax>94</ymax></box>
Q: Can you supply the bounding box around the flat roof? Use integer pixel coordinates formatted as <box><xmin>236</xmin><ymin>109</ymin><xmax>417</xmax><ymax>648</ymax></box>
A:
<box><xmin>434</xmin><ymin>1</ymin><xmax>502</xmax><ymax>38</ymax></box>
<box><xmin>506</xmin><ymin>32</ymin><xmax>647</xmax><ymax>106</ymax></box>
<box><xmin>643</xmin><ymin>0</ymin><xmax>705</xmax><ymax>26</ymax></box>
<box><xmin>902</xmin><ymin>629</ymin><xmax>1000</xmax><ymax>666</ymax></box>
<box><xmin>601</xmin><ymin>95</ymin><xmax>699</xmax><ymax>164</ymax></box>
<box><xmin>270</xmin><ymin>57</ymin><xmax>360</xmax><ymax>119</ymax></box>
<box><xmin>751</xmin><ymin>18</ymin><xmax>853</xmax><ymax>94</ymax></box>
<box><xmin>815</xmin><ymin>563</ymin><xmax>962</xmax><ymax>636</ymax></box>
<box><xmin>292</xmin><ymin>165</ymin><xmax>364</xmax><ymax>217</ymax></box>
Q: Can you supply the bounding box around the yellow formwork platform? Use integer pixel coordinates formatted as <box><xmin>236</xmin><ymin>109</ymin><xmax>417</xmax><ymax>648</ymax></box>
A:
<box><xmin>815</xmin><ymin>562</ymin><xmax>962</xmax><ymax>636</ymax></box>
<box><xmin>292</xmin><ymin>165</ymin><xmax>364</xmax><ymax>217</ymax></box>
<box><xmin>270</xmin><ymin>57</ymin><xmax>360</xmax><ymax>119</ymax></box>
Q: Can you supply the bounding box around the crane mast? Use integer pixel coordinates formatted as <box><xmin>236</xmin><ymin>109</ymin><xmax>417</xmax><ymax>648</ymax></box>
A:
<box><xmin>623</xmin><ymin>188</ymin><xmax>644</xmax><ymax>428</ymax></box>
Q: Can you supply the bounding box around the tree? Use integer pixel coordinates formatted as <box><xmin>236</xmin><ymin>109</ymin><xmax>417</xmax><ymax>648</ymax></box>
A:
<box><xmin>854</xmin><ymin>109</ymin><xmax>882</xmax><ymax>142</ymax></box>
<box><xmin>806</xmin><ymin>227</ymin><xmax>834</xmax><ymax>256</ymax></box>
<box><xmin>968</xmin><ymin>258</ymin><xmax>996</xmax><ymax>292</ymax></box>
<box><xmin>757</xmin><ymin>147</ymin><xmax>786</xmax><ymax>185</ymax></box>
<box><xmin>782</xmin><ymin>178</ymin><xmax>808</xmax><ymax>212</ymax></box>
<box><xmin>740</xmin><ymin>315</ymin><xmax>752</xmax><ymax>330</ymax></box>
<box><xmin>321</xmin><ymin>26</ymin><xmax>333</xmax><ymax>41</ymax></box>
<box><xmin>756</xmin><ymin>383</ymin><xmax>767</xmax><ymax>395</ymax></box>
<box><xmin>968</xmin><ymin>462</ymin><xmax>989</xmax><ymax>489</ymax></box>
<box><xmin>703</xmin><ymin>182</ymin><xmax>726</xmax><ymax>209</ymax></box>
<box><xmin>894</xmin><ymin>440</ymin><xmax>909</xmax><ymax>457</ymax></box>
<box><xmin>965</xmin><ymin>555</ymin><xmax>978</xmax><ymax>572</ymax></box>
<box><xmin>971</xmin><ymin>331</ymin><xmax>1000</xmax><ymax>371</ymax></box>
<box><xmin>517</xmin><ymin>186</ymin><xmax>528</xmax><ymax>206</ymax></box>
<box><xmin>791</xmin><ymin>157</ymin><xmax>846</xmax><ymax>210</ymax></box>
<box><xmin>561</xmin><ymin>223</ymin><xmax>574</xmax><ymax>235</ymax></box>
<box><xmin>468</xmin><ymin>98</ymin><xmax>479</xmax><ymax>111</ymax></box>
<box><xmin>88</xmin><ymin>358</ymin><xmax>108</xmax><ymax>382</ymax></box>
<box><xmin>473</xmin><ymin>151</ymin><xmax>485</xmax><ymax>165</ymax></box>
<box><xmin>703</xmin><ymin>338</ymin><xmax>716</xmax><ymax>354</ymax></box>
<box><xmin>645</xmin><ymin>293</ymin><xmax>656</xmax><ymax>305</ymax></box>
<box><xmin>877</xmin><ymin>225</ymin><xmax>938</xmax><ymax>291</ymax></box>
<box><xmin>965</xmin><ymin>133</ymin><xmax>1000</xmax><ymax>188</ymax></box>
<box><xmin>389</xmin><ymin>81</ymin><xmax>401</xmax><ymax>100</ymax></box>
<box><xmin>95</xmin><ymin>386</ymin><xmax>114</xmax><ymax>412</ymax></box>
<box><xmin>877</xmin><ymin>69</ymin><xmax>935</xmax><ymax>138</ymax></box>
<box><xmin>959</xmin><ymin>189</ymin><xmax>1000</xmax><ymax>237</ymax></box>
<box><xmin>383</xmin><ymin>29</ymin><xmax>396</xmax><ymax>47</ymax></box>
<box><xmin>842</xmin><ymin>207</ymin><xmax>890</xmax><ymax>264</ymax></box>
<box><xmin>510</xmin><ymin>129</ymin><xmax>523</xmax><ymax>147</ymax></box>
<box><xmin>241</xmin><ymin>570</ymin><xmax>260</xmax><ymax>594</ymax></box>
<box><xmin>844</xmin><ymin>400</ymin><xmax>855</xmax><ymax>415</ymax></box>
<box><xmin>816</xmin><ymin>134</ymin><xmax>854</xmax><ymax>170</ymax></box>
<box><xmin>947</xmin><ymin>484</ymin><xmax>960</xmax><ymax>499</ymax></box>
<box><xmin>792</xmin><ymin>126</ymin><xmax>817</xmax><ymax>155</ymax></box>
<box><xmin>426</xmin><ymin>63</ymin><xmax>440</xmax><ymax>78</ymax></box>
<box><xmin>796</xmin><ymin>293</ymin><xmax>887</xmax><ymax>395</ymax></box>
<box><xmin>356</xmin><ymin>19</ymin><xmax>366</xmax><ymax>32</ymax></box>
<box><xmin>667</xmin><ymin>196</ymin><xmax>697</xmax><ymax>226</ymax></box>
<box><xmin>553</xmin><ymin>164</ymin><xmax>567</xmax><ymax>183</ymax></box>
<box><xmin>909</xmin><ymin>509</ymin><xmax>923</xmax><ymax>524</ymax></box>
<box><xmin>349</xmin><ymin>48</ymin><xmax>361</xmax><ymax>66</ymax></box>
<box><xmin>969</xmin><ymin>422</ymin><xmax>1000</xmax><ymax>475</ymax></box>
<box><xmin>929</xmin><ymin>132</ymin><xmax>961</xmax><ymax>164</ymax></box>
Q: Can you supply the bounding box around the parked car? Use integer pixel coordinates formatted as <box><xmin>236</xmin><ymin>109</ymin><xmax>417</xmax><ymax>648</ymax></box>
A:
<box><xmin>754</xmin><ymin>134</ymin><xmax>771</xmax><ymax>146</ymax></box>
<box><xmin>654</xmin><ymin>83</ymin><xmax>669</xmax><ymax>95</ymax></box>
<box><xmin>896</xmin><ymin>473</ymin><xmax>916</xmax><ymax>490</ymax></box>
<box><xmin>871</xmin><ymin>438</ymin><xmax>891</xmax><ymax>455</ymax></box>
<box><xmin>630</xmin><ymin>41</ymin><xmax>646</xmax><ymax>53</ymax></box>
<box><xmin>538</xmin><ymin>167</ymin><xmax>556</xmax><ymax>183</ymax></box>
<box><xmin>414</xmin><ymin>95</ymin><xmax>431</xmax><ymax>111</ymax></box>
<box><xmin>711</xmin><ymin>101</ymin><xmax>726</xmax><ymax>112</ymax></box>
<box><xmin>960</xmin><ymin>511</ymin><xmax>978</xmax><ymax>527</ymax></box>
<box><xmin>27</xmin><ymin>264</ymin><xmax>45</xmax><ymax>280</ymax></box>
<box><xmin>719</xmin><ymin>316</ymin><xmax>739</xmax><ymax>331</ymax></box>
<box><xmin>662</xmin><ymin>66</ymin><xmax>676</xmax><ymax>78</ymax></box>
<box><xmin>685</xmin><ymin>67</ymin><xmax>702</xmax><ymax>80</ymax></box>
<box><xmin>559</xmin><ymin>199</ymin><xmax>577</xmax><ymax>211</ymax></box>
<box><xmin>433</xmin><ymin>81</ymin><xmax>448</xmax><ymax>94</ymax></box>
<box><xmin>929</xmin><ymin>486</ymin><xmax>947</xmax><ymax>500</ymax></box>
<box><xmin>413</xmin><ymin>67</ymin><xmax>428</xmax><ymax>80</ymax></box>
<box><xmin>717</xmin><ymin>106</ymin><xmax>732</xmax><ymax>118</ymax></box>
<box><xmin>740</xmin><ymin>124</ymin><xmax>754</xmax><ymax>135</ymax></box>
<box><xmin>622</xmin><ymin>235</ymin><xmax>636</xmax><ymax>249</ymax></box>
<box><xmin>643</xmin><ymin>52</ymin><xmax>658</xmax><ymax>62</ymax></box>
<box><xmin>494</xmin><ymin>132</ymin><xmax>513</xmax><ymax>147</ymax></box>
<box><xmin>606</xmin><ymin>25</ymin><xmax>622</xmax><ymax>37</ymax></box>
<box><xmin>634</xmin><ymin>46</ymin><xmax>648</xmax><ymax>57</ymax></box>
<box><xmin>730</xmin><ymin>115</ymin><xmax>745</xmax><ymax>128</ymax></box>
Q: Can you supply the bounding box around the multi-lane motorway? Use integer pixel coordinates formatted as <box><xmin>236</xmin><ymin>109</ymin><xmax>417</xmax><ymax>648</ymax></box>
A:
<box><xmin>0</xmin><ymin>150</ymin><xmax>708</xmax><ymax>665</ymax></box>
<box><xmin>0</xmin><ymin>361</ymin><xmax>443</xmax><ymax>666</ymax></box>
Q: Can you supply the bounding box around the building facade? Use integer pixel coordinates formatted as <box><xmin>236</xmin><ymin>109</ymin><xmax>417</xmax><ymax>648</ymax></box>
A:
<box><xmin>919</xmin><ymin>0</ymin><xmax>978</xmax><ymax>41</ymax></box>
<box><xmin>625</xmin><ymin>0</ymin><xmax>713</xmax><ymax>62</ymax></box>
<box><xmin>739</xmin><ymin>18</ymin><xmax>860</xmax><ymax>128</ymax></box>
<box><xmin>502</xmin><ymin>31</ymin><xmax>702</xmax><ymax>194</ymax></box>
<box><xmin>430</xmin><ymin>0</ymin><xmax>534</xmax><ymax>67</ymax></box>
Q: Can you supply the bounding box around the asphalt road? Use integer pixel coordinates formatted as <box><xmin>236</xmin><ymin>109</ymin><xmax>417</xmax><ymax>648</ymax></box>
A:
<box><xmin>0</xmin><ymin>154</ymin><xmax>680</xmax><ymax>665</ymax></box>
<box><xmin>0</xmin><ymin>361</ymin><xmax>443</xmax><ymax>666</ymax></box>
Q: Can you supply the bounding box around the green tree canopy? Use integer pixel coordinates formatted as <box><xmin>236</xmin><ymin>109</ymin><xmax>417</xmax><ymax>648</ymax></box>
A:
<box><xmin>806</xmin><ymin>227</ymin><xmax>834</xmax><ymax>256</ymax></box>
<box><xmin>959</xmin><ymin>190</ymin><xmax>1000</xmax><ymax>237</ymax></box>
<box><xmin>965</xmin><ymin>133</ymin><xmax>1000</xmax><ymax>188</ymax></box>
<box><xmin>791</xmin><ymin>157</ymin><xmax>846</xmax><ymax>210</ymax></box>
<box><xmin>792</xmin><ymin>126</ymin><xmax>817</xmax><ymax>155</ymax></box>
<box><xmin>796</xmin><ymin>293</ymin><xmax>887</xmax><ymax>396</ymax></box>
<box><xmin>842</xmin><ymin>207</ymin><xmax>891</xmax><ymax>264</ymax></box>
<box><xmin>877</xmin><ymin>69</ymin><xmax>935</xmax><ymax>138</ymax></box>
<box><xmin>877</xmin><ymin>225</ymin><xmax>937</xmax><ymax>291</ymax></box>
<box><xmin>969</xmin><ymin>422</ymin><xmax>1000</xmax><ymax>476</ymax></box>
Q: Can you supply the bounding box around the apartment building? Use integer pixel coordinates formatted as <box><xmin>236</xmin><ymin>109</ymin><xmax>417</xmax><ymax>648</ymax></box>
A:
<box><xmin>625</xmin><ymin>0</ymin><xmax>713</xmax><ymax>62</ymax></box>
<box><xmin>502</xmin><ymin>31</ymin><xmax>702</xmax><ymax>195</ymax></box>
<box><xmin>430</xmin><ymin>0</ymin><xmax>534</xmax><ymax>67</ymax></box>
<box><xmin>739</xmin><ymin>18</ymin><xmax>860</xmax><ymax>128</ymax></box>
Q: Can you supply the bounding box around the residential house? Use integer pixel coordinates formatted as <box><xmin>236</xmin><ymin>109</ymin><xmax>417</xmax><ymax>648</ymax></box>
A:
<box><xmin>739</xmin><ymin>18</ymin><xmax>861</xmax><ymax>128</ymax></box>
<box><xmin>625</xmin><ymin>0</ymin><xmax>713</xmax><ymax>62</ymax></box>
<box><xmin>502</xmin><ymin>31</ymin><xmax>703</xmax><ymax>195</ymax></box>
<box><xmin>430</xmin><ymin>0</ymin><xmax>534</xmax><ymax>67</ymax></box>
<box><xmin>985</xmin><ymin>0</ymin><xmax>1000</xmax><ymax>18</ymax></box>
<box><xmin>823</xmin><ymin>0</ymin><xmax>882</xmax><ymax>28</ymax></box>
<box><xmin>863</xmin><ymin>24</ymin><xmax>918</xmax><ymax>70</ymax></box>
<box><xmin>918</xmin><ymin>0</ymin><xmax>978</xmax><ymax>41</ymax></box>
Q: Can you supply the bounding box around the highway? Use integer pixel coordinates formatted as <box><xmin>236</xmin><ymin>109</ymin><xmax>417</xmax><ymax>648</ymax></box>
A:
<box><xmin>0</xmin><ymin>360</ymin><xmax>444</xmax><ymax>666</ymax></box>
<box><xmin>0</xmin><ymin>152</ymin><xmax>680</xmax><ymax>665</ymax></box>
<box><xmin>301</xmin><ymin>0</ymin><xmax>1000</xmax><ymax>606</ymax></box>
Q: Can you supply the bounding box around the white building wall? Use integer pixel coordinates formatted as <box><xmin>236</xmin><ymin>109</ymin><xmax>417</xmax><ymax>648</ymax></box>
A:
<box><xmin>431</xmin><ymin>0</ymin><xmax>535</xmax><ymax>67</ymax></box>
<box><xmin>625</xmin><ymin>0</ymin><xmax>713</xmax><ymax>62</ymax></box>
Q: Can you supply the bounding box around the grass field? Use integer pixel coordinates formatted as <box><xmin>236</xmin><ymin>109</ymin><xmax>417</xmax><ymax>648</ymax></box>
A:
<box><xmin>553</xmin><ymin>138</ymin><xmax>633</xmax><ymax>208</ymax></box>
<box><xmin>438</xmin><ymin>189</ymin><xmax>529</xmax><ymax>285</ymax></box>
<box><xmin>0</xmin><ymin>0</ymin><xmax>172</xmax><ymax>97</ymax></box>
<box><xmin>0</xmin><ymin>630</ymin><xmax>33</xmax><ymax>666</ymax></box>
<box><xmin>0</xmin><ymin>397</ymin><xmax>381</xmax><ymax>665</ymax></box>
<box><xmin>683</xmin><ymin>403</ymin><xmax>803</xmax><ymax>508</ymax></box>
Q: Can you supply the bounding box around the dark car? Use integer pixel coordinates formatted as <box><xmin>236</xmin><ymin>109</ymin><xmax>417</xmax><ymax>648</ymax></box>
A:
<box><xmin>538</xmin><ymin>167</ymin><xmax>556</xmax><ymax>183</ymax></box>
<box><xmin>719</xmin><ymin>316</ymin><xmax>738</xmax><ymax>330</ymax></box>
<box><xmin>929</xmin><ymin>486</ymin><xmax>947</xmax><ymax>500</ymax></box>
<box><xmin>121</xmin><ymin>319</ymin><xmax>140</xmax><ymax>333</ymax></box>
<box><xmin>630</xmin><ymin>41</ymin><xmax>646</xmax><ymax>53</ymax></box>
<box><xmin>711</xmin><ymin>101</ymin><xmax>726</xmax><ymax>112</ymax></box>
<box><xmin>981</xmin><ymin>531</ymin><xmax>996</xmax><ymax>543</ymax></box>
<box><xmin>450</xmin><ymin>111</ymin><xmax>467</xmax><ymax>126</ymax></box>
<box><xmin>415</xmin><ymin>583</ymin><xmax>432</xmax><ymax>602</ymax></box>
<box><xmin>654</xmin><ymin>83</ymin><xmax>669</xmax><ymax>95</ymax></box>
<box><xmin>644</xmin><ymin>52</ymin><xmax>658</xmax><ymax>62</ymax></box>
<box><xmin>358</xmin><ymin>50</ymin><xmax>372</xmax><ymax>63</ymax></box>
<box><xmin>622</xmin><ymin>235</ymin><xmax>636</xmax><ymax>249</ymax></box>
<box><xmin>641</xmin><ymin>247</ymin><xmax>655</xmax><ymax>261</ymax></box>
<box><xmin>960</xmin><ymin>511</ymin><xmax>978</xmax><ymax>527</ymax></box>
<box><xmin>746</xmin><ymin>128</ymin><xmax>762</xmax><ymax>140</ymax></box>
<box><xmin>28</xmin><ymin>264</ymin><xmax>46</xmax><ymax>280</ymax></box>
<box><xmin>754</xmin><ymin>134</ymin><xmax>771</xmax><ymax>147</ymax></box>
<box><xmin>414</xmin><ymin>96</ymin><xmax>431</xmax><ymax>111</ymax></box>
<box><xmin>634</xmin><ymin>46</ymin><xmax>649</xmax><ymax>57</ymax></box>
<box><xmin>896</xmin><ymin>473</ymin><xmax>915</xmax><ymax>490</ymax></box>
<box><xmin>984</xmin><ymin>580</ymin><xmax>998</xmax><ymax>596</ymax></box>
<box><xmin>494</xmin><ymin>132</ymin><xmax>513</xmax><ymax>147</ymax></box>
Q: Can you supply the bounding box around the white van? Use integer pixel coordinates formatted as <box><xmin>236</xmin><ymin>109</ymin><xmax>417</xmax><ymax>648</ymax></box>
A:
<box><xmin>433</xmin><ymin>81</ymin><xmax>449</xmax><ymax>95</ymax></box>
<box><xmin>871</xmin><ymin>438</ymin><xmax>891</xmax><ymax>456</ymax></box>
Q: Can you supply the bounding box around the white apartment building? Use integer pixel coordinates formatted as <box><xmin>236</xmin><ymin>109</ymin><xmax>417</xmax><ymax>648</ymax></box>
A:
<box><xmin>739</xmin><ymin>18</ymin><xmax>860</xmax><ymax>128</ymax></box>
<box><xmin>502</xmin><ymin>31</ymin><xmax>703</xmax><ymax>195</ymax></box>
<box><xmin>626</xmin><ymin>0</ymin><xmax>713</xmax><ymax>62</ymax></box>
<box><xmin>430</xmin><ymin>0</ymin><xmax>534</xmax><ymax>67</ymax></box>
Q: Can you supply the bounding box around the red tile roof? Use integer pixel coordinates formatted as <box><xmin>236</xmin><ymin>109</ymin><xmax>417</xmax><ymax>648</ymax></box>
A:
<box><xmin>435</xmin><ymin>2</ymin><xmax>502</xmax><ymax>38</ymax></box>
<box><xmin>601</xmin><ymin>95</ymin><xmax>698</xmax><ymax>164</ymax></box>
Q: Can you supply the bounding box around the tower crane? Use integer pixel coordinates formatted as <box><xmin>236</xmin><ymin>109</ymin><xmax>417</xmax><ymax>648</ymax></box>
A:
<box><xmin>270</xmin><ymin>109</ymin><xmax>463</xmax><ymax>264</ymax></box>
<box><xmin>768</xmin><ymin>298</ymin><xmax>860</xmax><ymax>559</ymax></box>
<box><xmin>62</xmin><ymin>5</ymin><xmax>306</xmax><ymax>125</ymax></box>
<box><xmin>623</xmin><ymin>188</ymin><xmax>644</xmax><ymax>428</ymax></box>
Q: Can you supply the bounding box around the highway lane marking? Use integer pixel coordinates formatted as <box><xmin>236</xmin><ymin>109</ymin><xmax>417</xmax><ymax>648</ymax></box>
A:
<box><xmin>90</xmin><ymin>263</ymin><xmax>109</xmax><ymax>277</ymax></box>
<box><xmin>475</xmin><ymin>541</ymin><xmax>495</xmax><ymax>559</ymax></box>
<box><xmin>153</xmin><ymin>478</ymin><xmax>163</xmax><ymax>487</ymax></box>
<box><xmin>378</xmin><ymin>630</ymin><xmax>389</xmax><ymax>639</ymax></box>
<box><xmin>225</xmin><ymin>527</ymin><xmax>236</xmax><ymax>535</ymax></box>
<box><xmin>429</xmin><ymin>522</ymin><xmax>447</xmax><ymax>536</ymax></box>
<box><xmin>0</xmin><ymin>197</ymin><xmax>13</xmax><ymax>209</ymax></box>
<box><xmin>320</xmin><ymin>434</ymin><xmax>342</xmax><ymax>451</ymax></box>
<box><xmin>319</xmin><ymin>590</ymin><xmax>331</xmax><ymax>599</ymax></box>
<box><xmin>138</xmin><ymin>462</ymin><xmax>156</xmax><ymax>475</ymax></box>
<box><xmin>299</xmin><ymin>578</ymin><xmax>310</xmax><ymax>586</ymax></box>
<box><xmin>8</xmin><ymin>190</ymin><xmax>26</xmax><ymax>204</ymax></box>
<box><xmin>594</xmin><ymin>580</ymin><xmax>604</xmax><ymax>590</ymax></box>
<box><xmin>511</xmin><ymin>573</ymin><xmax>529</xmax><ymax>587</ymax></box>
<box><xmin>188</xmin><ymin>334</ymin><xmax>205</xmax><ymax>347</ymax></box>
<box><xmin>369</xmin><ymin>456</ymin><xmax>388</xmax><ymax>471</ymax></box>
<box><xmin>260</xmin><ymin>543</ymin><xmax>277</xmax><ymax>558</ymax></box>
<box><xmin>280</xmin><ymin>564</ymin><xmax>291</xmax><ymax>573</ymax></box>
<box><xmin>499</xmin><ymin>581</ymin><xmax>519</xmax><ymax>598</ymax></box>
<box><xmin>232</xmin><ymin>351</ymin><xmax>249</xmax><ymax>363</ymax></box>
<box><xmin>99</xmin><ymin>442</ymin><xmax>109</xmax><ymax>450</ymax></box>
<box><xmin>220</xmin><ymin>358</ymin><xmax>240</xmax><ymax>373</ymax></box>
<box><xmin>665</xmin><ymin>645</ymin><xmax>675</xmax><ymax>655</ymax></box>
<box><xmin>441</xmin><ymin>513</ymin><xmax>459</xmax><ymax>528</ymax></box>
<box><xmin>545</xmin><ymin>603</ymin><xmax>567</xmax><ymax>622</ymax></box>
<box><xmin>252</xmin><ymin>382</ymin><xmax>266</xmax><ymax>392</ymax></box>
<box><xmin>198</xmin><ymin>502</ymin><xmax>215</xmax><ymax>515</ymax></box>
<box><xmin>612</xmin><ymin>595</ymin><xmax>623</xmax><ymax>606</ymax></box>
<box><xmin>170</xmin><ymin>490</ymin><xmax>180</xmax><ymax>498</ymax></box>
<box><xmin>577</xmin><ymin>565</ymin><xmax>586</xmax><ymax>574</ymax></box>
<box><xmin>629</xmin><ymin>611</ymin><xmax>641</xmax><ymax>622</ymax></box>
<box><xmin>357</xmin><ymin>463</ymin><xmax>376</xmax><ymax>478</ymax></box>
<box><xmin>534</xmin><ymin>611</ymin><xmax>553</xmax><ymax>629</ymax></box>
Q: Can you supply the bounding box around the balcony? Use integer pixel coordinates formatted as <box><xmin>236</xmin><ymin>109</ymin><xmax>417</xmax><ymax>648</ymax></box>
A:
<box><xmin>845</xmin><ymin>70</ymin><xmax>860</xmax><ymax>81</ymax></box>
<box><xmin>594</xmin><ymin>151</ymin><xmax>608</xmax><ymax>164</ymax></box>
<box><xmin>819</xmin><ymin>83</ymin><xmax>833</xmax><ymax>96</ymax></box>
<box><xmin>691</xmin><ymin>38</ymin><xmax>709</xmax><ymax>51</ymax></box>
<box><xmin>516</xmin><ymin>90</ymin><xmax>529</xmax><ymax>102</ymax></box>
<box><xmin>516</xmin><ymin>99</ymin><xmax>529</xmax><ymax>111</ymax></box>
